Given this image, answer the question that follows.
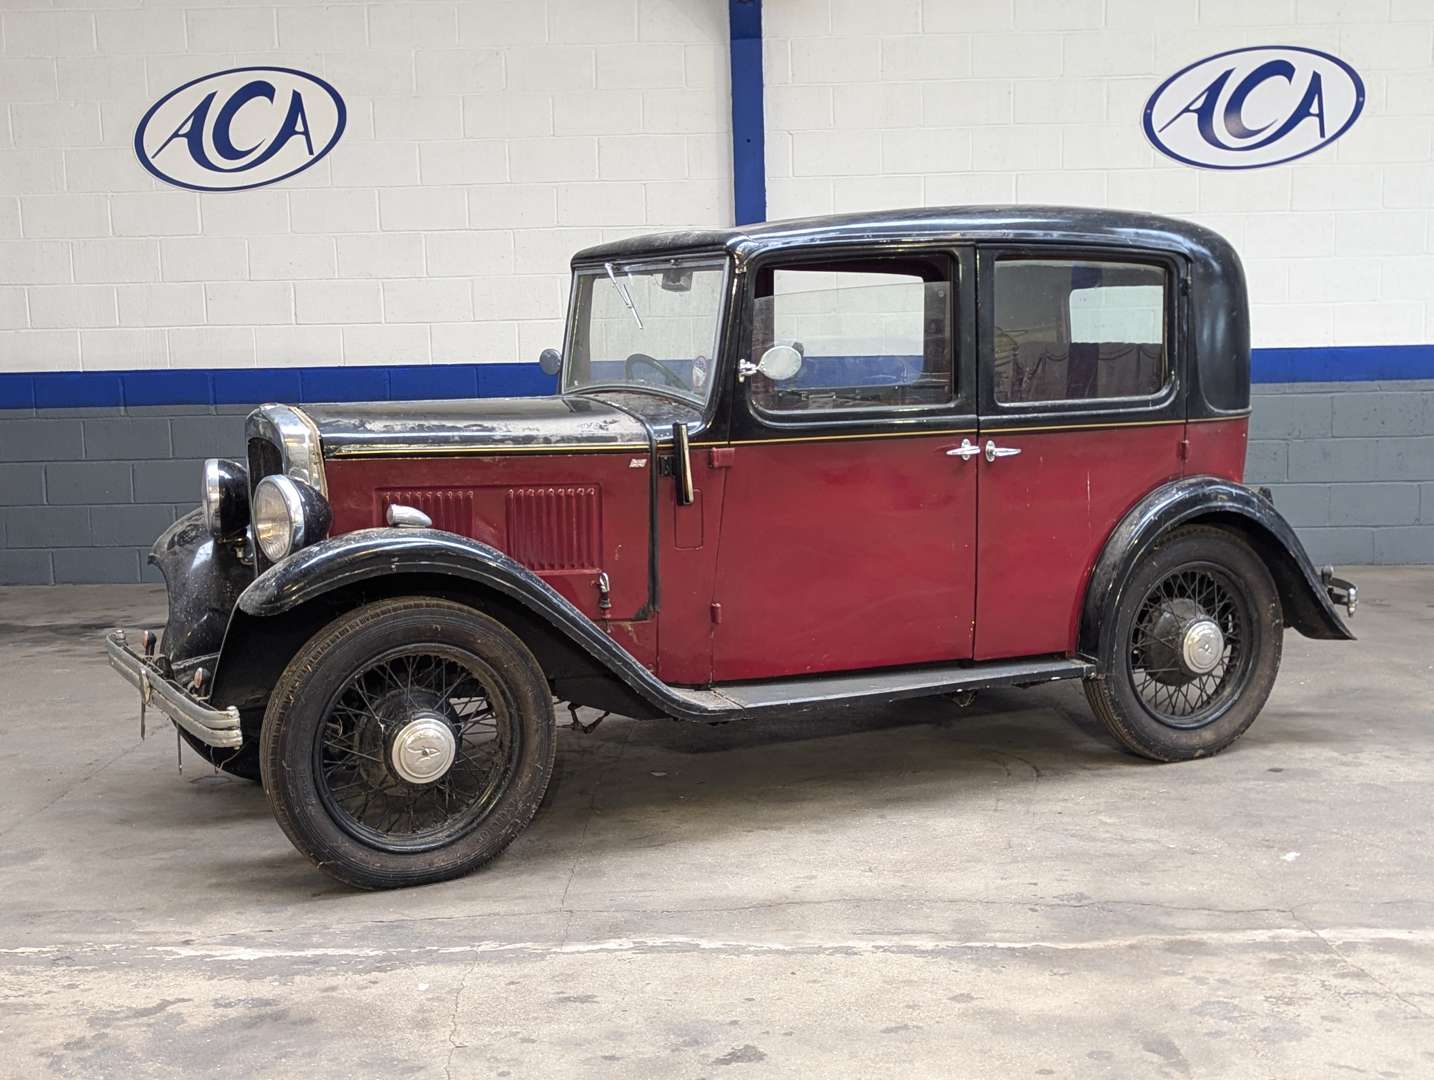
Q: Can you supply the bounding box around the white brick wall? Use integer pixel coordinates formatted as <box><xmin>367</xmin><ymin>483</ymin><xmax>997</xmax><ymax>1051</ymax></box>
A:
<box><xmin>764</xmin><ymin>0</ymin><xmax>1434</xmax><ymax>351</ymax></box>
<box><xmin>0</xmin><ymin>0</ymin><xmax>732</xmax><ymax>374</ymax></box>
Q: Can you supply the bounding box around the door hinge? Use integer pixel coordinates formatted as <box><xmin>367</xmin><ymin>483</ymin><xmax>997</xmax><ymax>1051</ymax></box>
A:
<box><xmin>1177</xmin><ymin>438</ymin><xmax>1190</xmax><ymax>461</ymax></box>
<box><xmin>710</xmin><ymin>601</ymin><xmax>723</xmax><ymax>624</ymax></box>
<box><xmin>708</xmin><ymin>447</ymin><xmax>734</xmax><ymax>469</ymax></box>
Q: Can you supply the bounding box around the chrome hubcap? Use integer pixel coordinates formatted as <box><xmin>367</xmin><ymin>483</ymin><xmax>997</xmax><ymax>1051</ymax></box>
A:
<box><xmin>389</xmin><ymin>713</ymin><xmax>457</xmax><ymax>784</ymax></box>
<box><xmin>1180</xmin><ymin>617</ymin><xmax>1224</xmax><ymax>675</ymax></box>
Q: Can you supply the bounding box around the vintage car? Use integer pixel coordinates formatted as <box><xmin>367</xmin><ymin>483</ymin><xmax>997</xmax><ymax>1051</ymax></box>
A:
<box><xmin>105</xmin><ymin>207</ymin><xmax>1357</xmax><ymax>889</ymax></box>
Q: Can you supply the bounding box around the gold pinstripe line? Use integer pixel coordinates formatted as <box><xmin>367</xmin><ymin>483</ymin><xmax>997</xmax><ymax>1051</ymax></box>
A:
<box><xmin>326</xmin><ymin>415</ymin><xmax>1250</xmax><ymax>458</ymax></box>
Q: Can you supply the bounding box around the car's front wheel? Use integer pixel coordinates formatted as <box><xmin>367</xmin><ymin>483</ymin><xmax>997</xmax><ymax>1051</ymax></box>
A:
<box><xmin>260</xmin><ymin>597</ymin><xmax>556</xmax><ymax>889</ymax></box>
<box><xmin>1085</xmin><ymin>526</ymin><xmax>1282</xmax><ymax>762</ymax></box>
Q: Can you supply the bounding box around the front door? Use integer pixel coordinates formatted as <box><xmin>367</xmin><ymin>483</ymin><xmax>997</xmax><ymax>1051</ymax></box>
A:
<box><xmin>711</xmin><ymin>247</ymin><xmax>978</xmax><ymax>682</ymax></box>
<box><xmin>973</xmin><ymin>247</ymin><xmax>1187</xmax><ymax>660</ymax></box>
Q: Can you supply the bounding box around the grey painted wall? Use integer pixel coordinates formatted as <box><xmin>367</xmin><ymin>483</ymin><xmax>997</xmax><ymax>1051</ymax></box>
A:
<box><xmin>2</xmin><ymin>380</ymin><xmax>1433</xmax><ymax>585</ymax></box>
<box><xmin>1245</xmin><ymin>380</ymin><xmax>1434</xmax><ymax>566</ymax></box>
<box><xmin>0</xmin><ymin>403</ymin><xmax>250</xmax><ymax>585</ymax></box>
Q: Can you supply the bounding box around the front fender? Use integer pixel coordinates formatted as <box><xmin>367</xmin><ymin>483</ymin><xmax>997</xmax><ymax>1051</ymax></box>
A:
<box><xmin>151</xmin><ymin>508</ymin><xmax>249</xmax><ymax>663</ymax></box>
<box><xmin>1080</xmin><ymin>478</ymin><xmax>1354</xmax><ymax>666</ymax></box>
<box><xmin>226</xmin><ymin>527</ymin><xmax>677</xmax><ymax>714</ymax></box>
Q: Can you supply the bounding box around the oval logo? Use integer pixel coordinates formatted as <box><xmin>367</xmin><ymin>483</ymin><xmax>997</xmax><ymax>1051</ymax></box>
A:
<box><xmin>1144</xmin><ymin>46</ymin><xmax>1364</xmax><ymax>170</ymax></box>
<box><xmin>134</xmin><ymin>67</ymin><xmax>346</xmax><ymax>192</ymax></box>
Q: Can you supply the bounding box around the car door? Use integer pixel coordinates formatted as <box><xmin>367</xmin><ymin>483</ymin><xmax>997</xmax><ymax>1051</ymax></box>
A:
<box><xmin>710</xmin><ymin>246</ymin><xmax>978</xmax><ymax>682</ymax></box>
<box><xmin>973</xmin><ymin>246</ymin><xmax>1187</xmax><ymax>661</ymax></box>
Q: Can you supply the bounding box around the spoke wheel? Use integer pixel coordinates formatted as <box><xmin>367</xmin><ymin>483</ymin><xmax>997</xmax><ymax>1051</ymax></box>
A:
<box><xmin>315</xmin><ymin>645</ymin><xmax>520</xmax><ymax>853</ymax></box>
<box><xmin>262</xmin><ymin>597</ymin><xmax>556</xmax><ymax>889</ymax></box>
<box><xmin>1085</xmin><ymin>526</ymin><xmax>1283</xmax><ymax>763</ymax></box>
<box><xmin>1127</xmin><ymin>563</ymin><xmax>1252</xmax><ymax>730</ymax></box>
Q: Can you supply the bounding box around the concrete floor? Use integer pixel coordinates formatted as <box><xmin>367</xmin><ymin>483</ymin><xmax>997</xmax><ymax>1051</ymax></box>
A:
<box><xmin>0</xmin><ymin>569</ymin><xmax>1430</xmax><ymax>1079</ymax></box>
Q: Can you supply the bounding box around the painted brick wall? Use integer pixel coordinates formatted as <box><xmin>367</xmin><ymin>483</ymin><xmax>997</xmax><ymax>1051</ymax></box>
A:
<box><xmin>0</xmin><ymin>403</ymin><xmax>249</xmax><ymax>584</ymax></box>
<box><xmin>761</xmin><ymin>0</ymin><xmax>1434</xmax><ymax>353</ymax></box>
<box><xmin>1246</xmin><ymin>380</ymin><xmax>1434</xmax><ymax>565</ymax></box>
<box><xmin>0</xmin><ymin>0</ymin><xmax>733</xmax><ymax>376</ymax></box>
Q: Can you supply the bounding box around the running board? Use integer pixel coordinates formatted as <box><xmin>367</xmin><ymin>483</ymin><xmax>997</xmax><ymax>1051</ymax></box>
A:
<box><xmin>662</xmin><ymin>656</ymin><xmax>1094</xmax><ymax>721</ymax></box>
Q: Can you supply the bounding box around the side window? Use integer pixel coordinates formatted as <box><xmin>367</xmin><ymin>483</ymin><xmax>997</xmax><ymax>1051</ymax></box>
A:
<box><xmin>993</xmin><ymin>258</ymin><xmax>1168</xmax><ymax>405</ymax></box>
<box><xmin>748</xmin><ymin>256</ymin><xmax>954</xmax><ymax>415</ymax></box>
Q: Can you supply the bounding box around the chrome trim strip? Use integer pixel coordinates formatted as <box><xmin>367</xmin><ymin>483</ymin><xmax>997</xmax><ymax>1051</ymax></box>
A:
<box><xmin>326</xmin><ymin>441</ymin><xmax>653</xmax><ymax>458</ymax></box>
<box><xmin>105</xmin><ymin>630</ymin><xmax>242</xmax><ymax>749</ymax></box>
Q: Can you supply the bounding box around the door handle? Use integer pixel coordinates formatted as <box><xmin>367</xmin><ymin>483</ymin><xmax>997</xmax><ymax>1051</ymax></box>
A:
<box><xmin>672</xmin><ymin>422</ymin><xmax>695</xmax><ymax>505</ymax></box>
<box><xmin>984</xmin><ymin>439</ymin><xmax>1021</xmax><ymax>463</ymax></box>
<box><xmin>946</xmin><ymin>438</ymin><xmax>980</xmax><ymax>461</ymax></box>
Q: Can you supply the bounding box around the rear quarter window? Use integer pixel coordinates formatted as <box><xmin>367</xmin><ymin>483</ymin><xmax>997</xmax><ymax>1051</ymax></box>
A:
<box><xmin>993</xmin><ymin>259</ymin><xmax>1169</xmax><ymax>405</ymax></box>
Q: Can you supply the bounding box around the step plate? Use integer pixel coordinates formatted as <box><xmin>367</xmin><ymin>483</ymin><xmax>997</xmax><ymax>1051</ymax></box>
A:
<box><xmin>668</xmin><ymin>656</ymin><xmax>1093</xmax><ymax>718</ymax></box>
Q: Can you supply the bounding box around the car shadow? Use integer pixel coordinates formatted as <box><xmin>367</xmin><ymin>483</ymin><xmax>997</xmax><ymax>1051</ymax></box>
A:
<box><xmin>183</xmin><ymin>679</ymin><xmax>1363</xmax><ymax>900</ymax></box>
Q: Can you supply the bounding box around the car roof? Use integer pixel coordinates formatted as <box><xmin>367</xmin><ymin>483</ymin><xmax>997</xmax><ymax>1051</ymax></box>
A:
<box><xmin>572</xmin><ymin>205</ymin><xmax>1234</xmax><ymax>266</ymax></box>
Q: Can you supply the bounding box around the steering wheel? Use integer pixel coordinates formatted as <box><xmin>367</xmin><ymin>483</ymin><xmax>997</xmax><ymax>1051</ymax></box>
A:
<box><xmin>624</xmin><ymin>352</ymin><xmax>687</xmax><ymax>389</ymax></box>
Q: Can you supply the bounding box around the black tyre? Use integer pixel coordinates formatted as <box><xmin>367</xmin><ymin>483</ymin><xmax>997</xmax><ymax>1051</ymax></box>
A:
<box><xmin>1084</xmin><ymin>526</ymin><xmax>1282</xmax><ymax>762</ymax></box>
<box><xmin>179</xmin><ymin>728</ymin><xmax>262</xmax><ymax>782</ymax></box>
<box><xmin>260</xmin><ymin>597</ymin><xmax>556</xmax><ymax>889</ymax></box>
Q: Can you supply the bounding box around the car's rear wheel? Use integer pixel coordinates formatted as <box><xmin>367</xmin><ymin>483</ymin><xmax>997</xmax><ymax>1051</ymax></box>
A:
<box><xmin>260</xmin><ymin>597</ymin><xmax>556</xmax><ymax>889</ymax></box>
<box><xmin>1085</xmin><ymin>526</ymin><xmax>1282</xmax><ymax>762</ymax></box>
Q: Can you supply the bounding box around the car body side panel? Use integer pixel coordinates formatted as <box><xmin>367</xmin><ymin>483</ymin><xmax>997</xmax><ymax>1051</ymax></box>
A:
<box><xmin>656</xmin><ymin>449</ymin><xmax>728</xmax><ymax>685</ymax></box>
<box><xmin>1185</xmin><ymin>416</ymin><xmax>1249</xmax><ymax>482</ymax></box>
<box><xmin>322</xmin><ymin>451</ymin><xmax>653</xmax><ymax>636</ymax></box>
<box><xmin>972</xmin><ymin>422</ymin><xmax>1185</xmax><ymax>660</ymax></box>
<box><xmin>711</xmin><ymin>432</ymin><xmax>978</xmax><ymax>681</ymax></box>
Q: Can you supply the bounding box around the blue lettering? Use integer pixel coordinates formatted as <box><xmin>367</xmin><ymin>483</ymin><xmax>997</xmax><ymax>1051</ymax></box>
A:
<box><xmin>212</xmin><ymin>79</ymin><xmax>275</xmax><ymax>161</ymax></box>
<box><xmin>1222</xmin><ymin>59</ymin><xmax>1295</xmax><ymax>139</ymax></box>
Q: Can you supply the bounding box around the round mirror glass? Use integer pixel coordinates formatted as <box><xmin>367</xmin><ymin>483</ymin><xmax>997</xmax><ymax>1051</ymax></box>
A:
<box><xmin>757</xmin><ymin>344</ymin><xmax>803</xmax><ymax>382</ymax></box>
<box><xmin>538</xmin><ymin>347</ymin><xmax>562</xmax><ymax>376</ymax></box>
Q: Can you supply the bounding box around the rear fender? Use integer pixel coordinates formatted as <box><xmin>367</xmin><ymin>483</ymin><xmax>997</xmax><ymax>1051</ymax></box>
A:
<box><xmin>1080</xmin><ymin>477</ymin><xmax>1354</xmax><ymax>668</ymax></box>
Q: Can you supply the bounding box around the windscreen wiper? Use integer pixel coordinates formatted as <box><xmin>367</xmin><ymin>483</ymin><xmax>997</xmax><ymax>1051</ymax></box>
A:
<box><xmin>604</xmin><ymin>262</ymin><xmax>643</xmax><ymax>329</ymax></box>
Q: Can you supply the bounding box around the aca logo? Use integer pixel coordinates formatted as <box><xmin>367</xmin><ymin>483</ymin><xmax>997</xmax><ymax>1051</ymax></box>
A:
<box><xmin>134</xmin><ymin>67</ymin><xmax>346</xmax><ymax>192</ymax></box>
<box><xmin>1144</xmin><ymin>46</ymin><xmax>1364</xmax><ymax>170</ymax></box>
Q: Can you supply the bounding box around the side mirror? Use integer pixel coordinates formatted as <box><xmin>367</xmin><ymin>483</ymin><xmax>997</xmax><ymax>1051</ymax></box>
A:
<box><xmin>755</xmin><ymin>343</ymin><xmax>803</xmax><ymax>381</ymax></box>
<box><xmin>538</xmin><ymin>348</ymin><xmax>562</xmax><ymax>376</ymax></box>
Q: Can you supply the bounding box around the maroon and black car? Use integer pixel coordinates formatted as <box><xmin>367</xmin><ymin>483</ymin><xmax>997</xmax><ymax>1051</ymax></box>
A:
<box><xmin>106</xmin><ymin>207</ymin><xmax>1357</xmax><ymax>889</ymax></box>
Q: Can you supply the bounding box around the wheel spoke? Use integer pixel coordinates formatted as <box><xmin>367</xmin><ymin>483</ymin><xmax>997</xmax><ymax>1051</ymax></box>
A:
<box><xmin>311</xmin><ymin>643</ymin><xmax>520</xmax><ymax>850</ymax></box>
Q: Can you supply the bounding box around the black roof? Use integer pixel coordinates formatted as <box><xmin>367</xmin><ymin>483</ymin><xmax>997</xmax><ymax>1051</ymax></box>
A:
<box><xmin>573</xmin><ymin>204</ymin><xmax>1251</xmax><ymax>420</ymax></box>
<box><xmin>572</xmin><ymin>205</ymin><xmax>1236</xmax><ymax>267</ymax></box>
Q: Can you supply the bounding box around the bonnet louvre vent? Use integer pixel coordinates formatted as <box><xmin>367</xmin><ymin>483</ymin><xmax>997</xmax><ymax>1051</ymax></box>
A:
<box><xmin>505</xmin><ymin>487</ymin><xmax>601</xmax><ymax>571</ymax></box>
<box><xmin>378</xmin><ymin>488</ymin><xmax>475</xmax><ymax>534</ymax></box>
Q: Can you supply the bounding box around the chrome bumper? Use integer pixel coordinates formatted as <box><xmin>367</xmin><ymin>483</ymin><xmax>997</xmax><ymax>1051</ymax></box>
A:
<box><xmin>104</xmin><ymin>629</ymin><xmax>242</xmax><ymax>749</ymax></box>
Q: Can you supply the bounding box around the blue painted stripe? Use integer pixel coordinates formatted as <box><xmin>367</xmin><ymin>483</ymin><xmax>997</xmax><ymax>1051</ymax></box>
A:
<box><xmin>1</xmin><ymin>346</ymin><xmax>1432</xmax><ymax>412</ymax></box>
<box><xmin>728</xmin><ymin>0</ymin><xmax>766</xmax><ymax>226</ymax></box>
<box><xmin>1250</xmin><ymin>344</ymin><xmax>1434</xmax><ymax>383</ymax></box>
<box><xmin>0</xmin><ymin>362</ymin><xmax>558</xmax><ymax>411</ymax></box>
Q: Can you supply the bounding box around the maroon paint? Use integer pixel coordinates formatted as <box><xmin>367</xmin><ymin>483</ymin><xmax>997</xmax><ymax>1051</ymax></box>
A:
<box><xmin>972</xmin><ymin>423</ymin><xmax>1185</xmax><ymax>661</ymax></box>
<box><xmin>1185</xmin><ymin>417</ymin><xmax>1249</xmax><ymax>482</ymax></box>
<box><xmin>324</xmin><ymin>453</ymin><xmax>653</xmax><ymax>662</ymax></box>
<box><xmin>657</xmin><ymin>450</ymin><xmax>729</xmax><ymax>685</ymax></box>
<box><xmin>709</xmin><ymin>433</ymin><xmax>977</xmax><ymax>682</ymax></box>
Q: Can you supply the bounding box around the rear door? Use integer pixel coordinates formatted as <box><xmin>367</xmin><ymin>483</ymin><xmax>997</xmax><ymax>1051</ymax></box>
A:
<box><xmin>973</xmin><ymin>247</ymin><xmax>1187</xmax><ymax>660</ymax></box>
<box><xmin>710</xmin><ymin>246</ymin><xmax>979</xmax><ymax>682</ymax></box>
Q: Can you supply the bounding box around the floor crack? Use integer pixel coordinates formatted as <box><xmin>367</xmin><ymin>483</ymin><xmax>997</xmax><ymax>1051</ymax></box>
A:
<box><xmin>558</xmin><ymin>720</ymin><xmax>635</xmax><ymax>922</ymax></box>
<box><xmin>1289</xmin><ymin>908</ymin><xmax>1433</xmax><ymax>1021</ymax></box>
<box><xmin>443</xmin><ymin>954</ymin><xmax>479</xmax><ymax>1080</ymax></box>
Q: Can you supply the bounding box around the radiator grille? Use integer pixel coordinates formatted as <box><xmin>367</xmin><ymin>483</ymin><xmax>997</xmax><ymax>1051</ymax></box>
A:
<box><xmin>378</xmin><ymin>488</ymin><xmax>476</xmax><ymax>534</ymax></box>
<box><xmin>505</xmin><ymin>486</ymin><xmax>601</xmax><ymax>571</ymax></box>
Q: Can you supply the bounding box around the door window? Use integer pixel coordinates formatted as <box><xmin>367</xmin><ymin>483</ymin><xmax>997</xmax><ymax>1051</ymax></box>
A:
<box><xmin>993</xmin><ymin>259</ymin><xmax>1168</xmax><ymax>404</ymax></box>
<box><xmin>748</xmin><ymin>255</ymin><xmax>955</xmax><ymax>415</ymax></box>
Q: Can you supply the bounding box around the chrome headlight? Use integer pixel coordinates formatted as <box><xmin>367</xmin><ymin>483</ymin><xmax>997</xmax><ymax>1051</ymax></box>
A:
<box><xmin>202</xmin><ymin>458</ymin><xmax>249</xmax><ymax>539</ymax></box>
<box><xmin>252</xmin><ymin>475</ymin><xmax>330</xmax><ymax>563</ymax></box>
